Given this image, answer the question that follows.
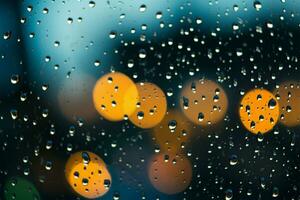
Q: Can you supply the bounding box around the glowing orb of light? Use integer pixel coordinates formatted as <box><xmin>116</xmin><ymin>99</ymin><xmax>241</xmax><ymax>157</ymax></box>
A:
<box><xmin>180</xmin><ymin>79</ymin><xmax>228</xmax><ymax>126</ymax></box>
<box><xmin>274</xmin><ymin>81</ymin><xmax>300</xmax><ymax>127</ymax></box>
<box><xmin>65</xmin><ymin>151</ymin><xmax>112</xmax><ymax>199</ymax></box>
<box><xmin>152</xmin><ymin>110</ymin><xmax>193</xmax><ymax>154</ymax></box>
<box><xmin>129</xmin><ymin>82</ymin><xmax>167</xmax><ymax>128</ymax></box>
<box><xmin>148</xmin><ymin>153</ymin><xmax>192</xmax><ymax>195</ymax></box>
<box><xmin>239</xmin><ymin>89</ymin><xmax>279</xmax><ymax>134</ymax></box>
<box><xmin>93</xmin><ymin>72</ymin><xmax>139</xmax><ymax>121</ymax></box>
<box><xmin>4</xmin><ymin>177</ymin><xmax>40</xmax><ymax>200</ymax></box>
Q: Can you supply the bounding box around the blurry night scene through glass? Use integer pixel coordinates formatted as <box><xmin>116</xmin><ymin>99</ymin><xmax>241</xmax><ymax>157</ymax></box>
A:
<box><xmin>0</xmin><ymin>0</ymin><xmax>300</xmax><ymax>200</ymax></box>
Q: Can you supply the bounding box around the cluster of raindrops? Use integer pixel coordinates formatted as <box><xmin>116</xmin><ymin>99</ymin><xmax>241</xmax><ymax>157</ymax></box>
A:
<box><xmin>65</xmin><ymin>151</ymin><xmax>112</xmax><ymax>199</ymax></box>
<box><xmin>1</xmin><ymin>0</ymin><xmax>300</xmax><ymax>199</ymax></box>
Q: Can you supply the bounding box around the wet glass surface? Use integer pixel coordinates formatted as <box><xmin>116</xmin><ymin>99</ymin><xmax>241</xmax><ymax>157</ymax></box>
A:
<box><xmin>0</xmin><ymin>0</ymin><xmax>300</xmax><ymax>199</ymax></box>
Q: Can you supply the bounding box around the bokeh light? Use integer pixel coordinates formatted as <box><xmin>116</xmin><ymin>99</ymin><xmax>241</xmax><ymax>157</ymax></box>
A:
<box><xmin>4</xmin><ymin>177</ymin><xmax>40</xmax><ymax>200</ymax></box>
<box><xmin>129</xmin><ymin>82</ymin><xmax>167</xmax><ymax>129</ymax></box>
<box><xmin>148</xmin><ymin>153</ymin><xmax>192</xmax><ymax>195</ymax></box>
<box><xmin>180</xmin><ymin>79</ymin><xmax>228</xmax><ymax>126</ymax></box>
<box><xmin>65</xmin><ymin>151</ymin><xmax>112</xmax><ymax>199</ymax></box>
<box><xmin>93</xmin><ymin>72</ymin><xmax>139</xmax><ymax>121</ymax></box>
<box><xmin>274</xmin><ymin>81</ymin><xmax>300</xmax><ymax>127</ymax></box>
<box><xmin>152</xmin><ymin>110</ymin><xmax>194</xmax><ymax>154</ymax></box>
<box><xmin>239</xmin><ymin>89</ymin><xmax>279</xmax><ymax>134</ymax></box>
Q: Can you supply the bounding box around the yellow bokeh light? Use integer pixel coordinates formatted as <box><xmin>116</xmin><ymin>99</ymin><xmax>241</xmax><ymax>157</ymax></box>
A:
<box><xmin>239</xmin><ymin>89</ymin><xmax>279</xmax><ymax>134</ymax></box>
<box><xmin>148</xmin><ymin>153</ymin><xmax>192</xmax><ymax>195</ymax></box>
<box><xmin>65</xmin><ymin>151</ymin><xmax>111</xmax><ymax>199</ymax></box>
<box><xmin>152</xmin><ymin>110</ymin><xmax>193</xmax><ymax>154</ymax></box>
<box><xmin>93</xmin><ymin>72</ymin><xmax>139</xmax><ymax>121</ymax></box>
<box><xmin>274</xmin><ymin>81</ymin><xmax>300</xmax><ymax>127</ymax></box>
<box><xmin>129</xmin><ymin>82</ymin><xmax>167</xmax><ymax>129</ymax></box>
<box><xmin>180</xmin><ymin>79</ymin><xmax>228</xmax><ymax>126</ymax></box>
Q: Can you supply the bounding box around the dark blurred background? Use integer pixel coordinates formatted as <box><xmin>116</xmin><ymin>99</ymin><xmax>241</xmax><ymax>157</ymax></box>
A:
<box><xmin>0</xmin><ymin>0</ymin><xmax>299</xmax><ymax>199</ymax></box>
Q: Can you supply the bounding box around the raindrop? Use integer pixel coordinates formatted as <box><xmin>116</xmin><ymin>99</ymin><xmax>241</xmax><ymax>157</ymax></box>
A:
<box><xmin>11</xmin><ymin>74</ymin><xmax>20</xmax><ymax>84</ymax></box>
<box><xmin>229</xmin><ymin>154</ymin><xmax>238</xmax><ymax>166</ymax></box>
<box><xmin>139</xmin><ymin>4</ymin><xmax>147</xmax><ymax>12</ymax></box>
<box><xmin>225</xmin><ymin>189</ymin><xmax>233</xmax><ymax>200</ymax></box>
<box><xmin>253</xmin><ymin>1</ymin><xmax>262</xmax><ymax>11</ymax></box>
<box><xmin>198</xmin><ymin>112</ymin><xmax>205</xmax><ymax>122</ymax></box>
<box><xmin>89</xmin><ymin>1</ymin><xmax>96</xmax><ymax>8</ymax></box>
<box><xmin>268</xmin><ymin>99</ymin><xmax>277</xmax><ymax>109</ymax></box>
<box><xmin>82</xmin><ymin>152</ymin><xmax>90</xmax><ymax>165</ymax></box>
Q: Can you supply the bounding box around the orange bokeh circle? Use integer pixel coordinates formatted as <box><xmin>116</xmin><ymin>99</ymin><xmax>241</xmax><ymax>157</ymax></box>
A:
<box><xmin>180</xmin><ymin>79</ymin><xmax>228</xmax><ymax>126</ymax></box>
<box><xmin>239</xmin><ymin>89</ymin><xmax>279</xmax><ymax>134</ymax></box>
<box><xmin>152</xmin><ymin>110</ymin><xmax>193</xmax><ymax>154</ymax></box>
<box><xmin>93</xmin><ymin>72</ymin><xmax>139</xmax><ymax>121</ymax></box>
<box><xmin>274</xmin><ymin>81</ymin><xmax>300</xmax><ymax>127</ymax></box>
<box><xmin>148</xmin><ymin>153</ymin><xmax>192</xmax><ymax>195</ymax></box>
<box><xmin>65</xmin><ymin>151</ymin><xmax>111</xmax><ymax>199</ymax></box>
<box><xmin>129</xmin><ymin>82</ymin><xmax>167</xmax><ymax>129</ymax></box>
